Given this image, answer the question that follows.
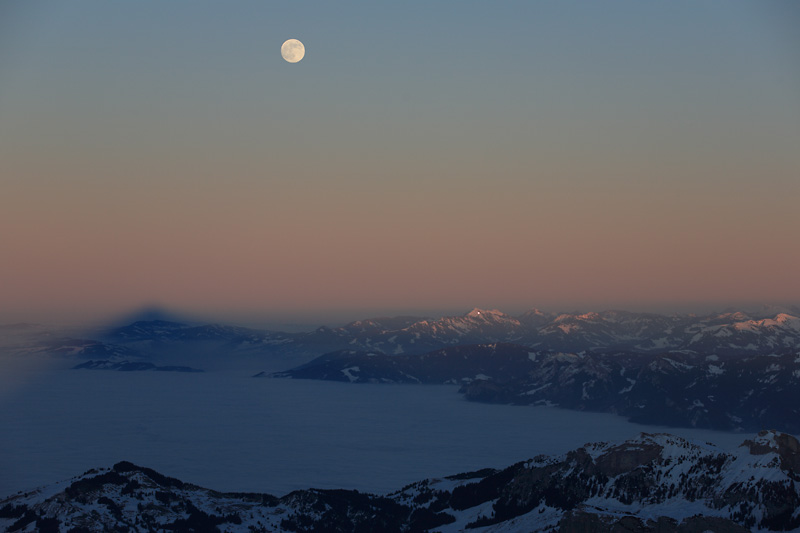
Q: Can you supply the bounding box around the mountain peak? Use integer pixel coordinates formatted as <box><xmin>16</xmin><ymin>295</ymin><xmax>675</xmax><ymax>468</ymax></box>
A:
<box><xmin>775</xmin><ymin>313</ymin><xmax>800</xmax><ymax>327</ymax></box>
<box><xmin>466</xmin><ymin>308</ymin><xmax>506</xmax><ymax>318</ymax></box>
<box><xmin>748</xmin><ymin>304</ymin><xmax>800</xmax><ymax>319</ymax></box>
<box><xmin>717</xmin><ymin>311</ymin><xmax>751</xmax><ymax>321</ymax></box>
<box><xmin>520</xmin><ymin>308</ymin><xmax>547</xmax><ymax>317</ymax></box>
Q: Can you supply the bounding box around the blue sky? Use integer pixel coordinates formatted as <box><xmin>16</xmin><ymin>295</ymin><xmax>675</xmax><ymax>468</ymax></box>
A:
<box><xmin>1</xmin><ymin>1</ymin><xmax>799</xmax><ymax>323</ymax></box>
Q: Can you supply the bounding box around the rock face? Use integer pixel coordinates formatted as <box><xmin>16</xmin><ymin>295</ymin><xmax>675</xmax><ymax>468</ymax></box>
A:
<box><xmin>743</xmin><ymin>429</ymin><xmax>800</xmax><ymax>474</ymax></box>
<box><xmin>269</xmin><ymin>343</ymin><xmax>800</xmax><ymax>433</ymax></box>
<box><xmin>2</xmin><ymin>432</ymin><xmax>799</xmax><ymax>532</ymax></box>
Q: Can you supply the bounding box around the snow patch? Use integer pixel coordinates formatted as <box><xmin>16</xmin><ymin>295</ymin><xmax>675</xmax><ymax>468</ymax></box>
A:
<box><xmin>619</xmin><ymin>379</ymin><xmax>636</xmax><ymax>394</ymax></box>
<box><xmin>341</xmin><ymin>367</ymin><xmax>360</xmax><ymax>382</ymax></box>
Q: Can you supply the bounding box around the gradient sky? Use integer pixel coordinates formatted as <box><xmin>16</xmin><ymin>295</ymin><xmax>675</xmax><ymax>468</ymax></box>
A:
<box><xmin>1</xmin><ymin>1</ymin><xmax>799</xmax><ymax>324</ymax></box>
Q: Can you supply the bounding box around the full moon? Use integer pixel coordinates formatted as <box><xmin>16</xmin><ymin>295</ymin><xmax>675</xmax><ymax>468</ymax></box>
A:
<box><xmin>281</xmin><ymin>39</ymin><xmax>305</xmax><ymax>63</ymax></box>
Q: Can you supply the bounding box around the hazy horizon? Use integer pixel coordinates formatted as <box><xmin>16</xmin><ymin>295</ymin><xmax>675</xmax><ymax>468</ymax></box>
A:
<box><xmin>4</xmin><ymin>300</ymin><xmax>800</xmax><ymax>332</ymax></box>
<box><xmin>2</xmin><ymin>2</ymin><xmax>798</xmax><ymax>324</ymax></box>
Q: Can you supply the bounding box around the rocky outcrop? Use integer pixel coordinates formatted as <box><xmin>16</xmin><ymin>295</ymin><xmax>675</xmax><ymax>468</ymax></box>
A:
<box><xmin>743</xmin><ymin>429</ymin><xmax>800</xmax><ymax>473</ymax></box>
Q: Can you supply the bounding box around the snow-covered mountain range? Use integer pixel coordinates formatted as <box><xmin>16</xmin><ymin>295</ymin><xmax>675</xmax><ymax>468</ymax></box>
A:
<box><xmin>40</xmin><ymin>306</ymin><xmax>800</xmax><ymax>363</ymax></box>
<box><xmin>2</xmin><ymin>430</ymin><xmax>798</xmax><ymax>532</ymax></box>
<box><xmin>321</xmin><ymin>306</ymin><xmax>800</xmax><ymax>357</ymax></box>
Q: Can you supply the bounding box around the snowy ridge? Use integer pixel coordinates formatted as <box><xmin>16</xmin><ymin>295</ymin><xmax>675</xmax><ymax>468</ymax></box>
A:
<box><xmin>23</xmin><ymin>307</ymin><xmax>800</xmax><ymax>366</ymax></box>
<box><xmin>2</xmin><ymin>431</ymin><xmax>799</xmax><ymax>532</ymax></box>
<box><xmin>233</xmin><ymin>307</ymin><xmax>800</xmax><ymax>358</ymax></box>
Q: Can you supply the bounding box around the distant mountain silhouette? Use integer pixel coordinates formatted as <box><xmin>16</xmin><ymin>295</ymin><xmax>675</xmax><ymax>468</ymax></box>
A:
<box><xmin>100</xmin><ymin>306</ymin><xmax>199</xmax><ymax>331</ymax></box>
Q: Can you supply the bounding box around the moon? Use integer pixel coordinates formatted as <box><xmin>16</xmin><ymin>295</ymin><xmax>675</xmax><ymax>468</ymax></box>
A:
<box><xmin>281</xmin><ymin>39</ymin><xmax>305</xmax><ymax>63</ymax></box>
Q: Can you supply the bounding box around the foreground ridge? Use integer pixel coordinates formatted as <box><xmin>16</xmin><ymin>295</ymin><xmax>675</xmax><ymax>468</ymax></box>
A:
<box><xmin>2</xmin><ymin>431</ymin><xmax>799</xmax><ymax>532</ymax></box>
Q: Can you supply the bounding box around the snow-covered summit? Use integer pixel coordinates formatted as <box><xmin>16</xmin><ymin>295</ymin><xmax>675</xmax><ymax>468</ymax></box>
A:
<box><xmin>465</xmin><ymin>308</ymin><xmax>511</xmax><ymax>320</ymax></box>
